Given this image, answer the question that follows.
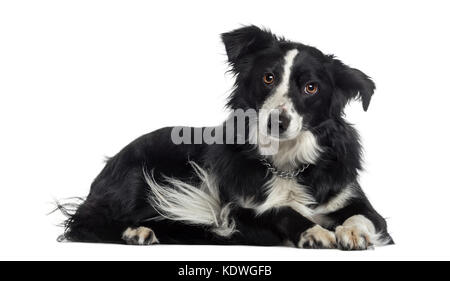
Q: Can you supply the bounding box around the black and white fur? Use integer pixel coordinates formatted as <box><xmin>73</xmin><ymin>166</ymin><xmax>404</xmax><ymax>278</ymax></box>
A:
<box><xmin>58</xmin><ymin>26</ymin><xmax>393</xmax><ymax>250</ymax></box>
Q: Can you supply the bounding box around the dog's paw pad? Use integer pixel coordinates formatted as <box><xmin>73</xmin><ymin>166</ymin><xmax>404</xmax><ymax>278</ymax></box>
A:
<box><xmin>335</xmin><ymin>225</ymin><xmax>371</xmax><ymax>250</ymax></box>
<box><xmin>122</xmin><ymin>226</ymin><xmax>159</xmax><ymax>245</ymax></box>
<box><xmin>298</xmin><ymin>225</ymin><xmax>337</xmax><ymax>249</ymax></box>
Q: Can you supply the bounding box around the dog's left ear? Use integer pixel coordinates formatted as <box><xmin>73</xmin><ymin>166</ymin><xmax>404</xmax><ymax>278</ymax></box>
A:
<box><xmin>330</xmin><ymin>58</ymin><xmax>376</xmax><ymax>111</ymax></box>
<box><xmin>221</xmin><ymin>25</ymin><xmax>276</xmax><ymax>70</ymax></box>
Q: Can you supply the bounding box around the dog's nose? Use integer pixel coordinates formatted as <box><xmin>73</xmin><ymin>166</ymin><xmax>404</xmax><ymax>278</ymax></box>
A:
<box><xmin>267</xmin><ymin>109</ymin><xmax>291</xmax><ymax>135</ymax></box>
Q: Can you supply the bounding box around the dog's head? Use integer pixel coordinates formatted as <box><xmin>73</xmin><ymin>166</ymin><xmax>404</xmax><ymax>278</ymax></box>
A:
<box><xmin>222</xmin><ymin>26</ymin><xmax>375</xmax><ymax>144</ymax></box>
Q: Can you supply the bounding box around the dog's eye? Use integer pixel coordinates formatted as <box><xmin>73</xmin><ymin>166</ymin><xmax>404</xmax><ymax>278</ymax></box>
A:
<box><xmin>263</xmin><ymin>73</ymin><xmax>275</xmax><ymax>85</ymax></box>
<box><xmin>304</xmin><ymin>82</ymin><xmax>319</xmax><ymax>95</ymax></box>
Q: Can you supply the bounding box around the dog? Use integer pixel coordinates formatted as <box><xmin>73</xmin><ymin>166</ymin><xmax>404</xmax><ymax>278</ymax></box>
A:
<box><xmin>58</xmin><ymin>25</ymin><xmax>393</xmax><ymax>250</ymax></box>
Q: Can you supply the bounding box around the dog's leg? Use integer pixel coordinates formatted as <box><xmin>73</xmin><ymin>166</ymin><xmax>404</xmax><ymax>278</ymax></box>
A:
<box><xmin>327</xmin><ymin>196</ymin><xmax>394</xmax><ymax>250</ymax></box>
<box><xmin>234</xmin><ymin>207</ymin><xmax>337</xmax><ymax>248</ymax></box>
<box><xmin>276</xmin><ymin>207</ymin><xmax>338</xmax><ymax>249</ymax></box>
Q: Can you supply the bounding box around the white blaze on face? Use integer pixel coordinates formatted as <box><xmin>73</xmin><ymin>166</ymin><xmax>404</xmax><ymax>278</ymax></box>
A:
<box><xmin>258</xmin><ymin>49</ymin><xmax>301</xmax><ymax>155</ymax></box>
<box><xmin>260</xmin><ymin>49</ymin><xmax>301</xmax><ymax>139</ymax></box>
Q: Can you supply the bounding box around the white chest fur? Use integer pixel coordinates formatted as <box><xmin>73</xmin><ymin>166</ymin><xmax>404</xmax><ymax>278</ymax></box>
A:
<box><xmin>239</xmin><ymin>176</ymin><xmax>357</xmax><ymax>227</ymax></box>
<box><xmin>254</xmin><ymin>176</ymin><xmax>316</xmax><ymax>218</ymax></box>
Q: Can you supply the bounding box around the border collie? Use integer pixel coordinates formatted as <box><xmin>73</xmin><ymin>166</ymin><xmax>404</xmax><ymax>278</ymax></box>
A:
<box><xmin>58</xmin><ymin>26</ymin><xmax>393</xmax><ymax>250</ymax></box>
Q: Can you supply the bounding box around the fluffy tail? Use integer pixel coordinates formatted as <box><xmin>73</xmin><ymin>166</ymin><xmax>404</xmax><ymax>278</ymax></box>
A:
<box><xmin>144</xmin><ymin>161</ymin><xmax>236</xmax><ymax>237</ymax></box>
<box><xmin>52</xmin><ymin>196</ymin><xmax>126</xmax><ymax>243</ymax></box>
<box><xmin>51</xmin><ymin>197</ymin><xmax>85</xmax><ymax>242</ymax></box>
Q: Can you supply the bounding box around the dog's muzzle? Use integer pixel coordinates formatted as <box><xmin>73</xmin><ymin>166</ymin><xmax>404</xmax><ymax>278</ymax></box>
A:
<box><xmin>267</xmin><ymin>108</ymin><xmax>291</xmax><ymax>137</ymax></box>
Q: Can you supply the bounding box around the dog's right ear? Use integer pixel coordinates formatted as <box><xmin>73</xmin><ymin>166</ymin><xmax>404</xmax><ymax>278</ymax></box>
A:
<box><xmin>221</xmin><ymin>25</ymin><xmax>276</xmax><ymax>68</ymax></box>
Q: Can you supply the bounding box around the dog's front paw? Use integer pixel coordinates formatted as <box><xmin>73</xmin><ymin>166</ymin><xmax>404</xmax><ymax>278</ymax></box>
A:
<box><xmin>335</xmin><ymin>225</ymin><xmax>372</xmax><ymax>250</ymax></box>
<box><xmin>122</xmin><ymin>226</ymin><xmax>159</xmax><ymax>245</ymax></box>
<box><xmin>298</xmin><ymin>225</ymin><xmax>337</xmax><ymax>249</ymax></box>
<box><xmin>335</xmin><ymin>215</ymin><xmax>379</xmax><ymax>251</ymax></box>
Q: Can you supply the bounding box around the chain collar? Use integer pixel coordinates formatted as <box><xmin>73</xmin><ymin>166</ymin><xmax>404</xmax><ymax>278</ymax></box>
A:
<box><xmin>259</xmin><ymin>158</ymin><xmax>310</xmax><ymax>180</ymax></box>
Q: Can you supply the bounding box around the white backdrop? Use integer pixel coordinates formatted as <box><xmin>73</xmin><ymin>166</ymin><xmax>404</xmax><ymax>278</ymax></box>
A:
<box><xmin>1</xmin><ymin>0</ymin><xmax>449</xmax><ymax>260</ymax></box>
